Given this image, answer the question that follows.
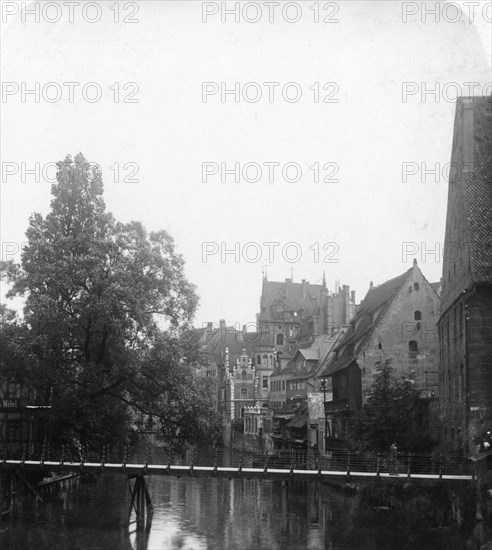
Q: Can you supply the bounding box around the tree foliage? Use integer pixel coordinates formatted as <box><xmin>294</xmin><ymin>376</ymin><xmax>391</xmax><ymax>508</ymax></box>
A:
<box><xmin>349</xmin><ymin>360</ymin><xmax>435</xmax><ymax>453</ymax></box>
<box><xmin>1</xmin><ymin>153</ymin><xmax>219</xmax><ymax>450</ymax></box>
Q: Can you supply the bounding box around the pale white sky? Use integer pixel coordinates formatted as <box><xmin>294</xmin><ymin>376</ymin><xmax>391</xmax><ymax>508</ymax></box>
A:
<box><xmin>1</xmin><ymin>1</ymin><xmax>491</xmax><ymax>327</ymax></box>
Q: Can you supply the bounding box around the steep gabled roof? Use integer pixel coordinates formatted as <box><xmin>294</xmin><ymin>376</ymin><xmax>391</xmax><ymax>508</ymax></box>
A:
<box><xmin>320</xmin><ymin>268</ymin><xmax>414</xmax><ymax>376</ymax></box>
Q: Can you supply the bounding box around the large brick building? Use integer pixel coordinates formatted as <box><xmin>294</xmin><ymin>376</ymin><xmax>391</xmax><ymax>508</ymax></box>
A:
<box><xmin>321</xmin><ymin>262</ymin><xmax>440</xmax><ymax>445</ymax></box>
<box><xmin>438</xmin><ymin>96</ymin><xmax>492</xmax><ymax>454</ymax></box>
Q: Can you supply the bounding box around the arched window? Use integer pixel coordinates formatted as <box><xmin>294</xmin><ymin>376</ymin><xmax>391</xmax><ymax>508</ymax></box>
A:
<box><xmin>241</xmin><ymin>387</ymin><xmax>247</xmax><ymax>399</ymax></box>
<box><xmin>414</xmin><ymin>311</ymin><xmax>422</xmax><ymax>320</ymax></box>
<box><xmin>263</xmin><ymin>354</ymin><xmax>267</xmax><ymax>365</ymax></box>
<box><xmin>254</xmin><ymin>417</ymin><xmax>258</xmax><ymax>433</ymax></box>
<box><xmin>378</xmin><ymin>342</ymin><xmax>382</xmax><ymax>350</ymax></box>
<box><xmin>242</xmin><ymin>370</ymin><xmax>247</xmax><ymax>380</ymax></box>
<box><xmin>414</xmin><ymin>282</ymin><xmax>420</xmax><ymax>291</ymax></box>
<box><xmin>269</xmin><ymin>355</ymin><xmax>273</xmax><ymax>366</ymax></box>
<box><xmin>276</xmin><ymin>333</ymin><xmax>284</xmax><ymax>345</ymax></box>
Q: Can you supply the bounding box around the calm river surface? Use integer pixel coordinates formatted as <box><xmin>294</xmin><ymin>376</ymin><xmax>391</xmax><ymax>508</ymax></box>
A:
<box><xmin>0</xmin><ymin>471</ymin><xmax>480</xmax><ymax>550</ymax></box>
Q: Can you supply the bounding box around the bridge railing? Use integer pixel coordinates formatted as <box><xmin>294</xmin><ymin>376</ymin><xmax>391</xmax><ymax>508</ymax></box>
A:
<box><xmin>1</xmin><ymin>443</ymin><xmax>472</xmax><ymax>477</ymax></box>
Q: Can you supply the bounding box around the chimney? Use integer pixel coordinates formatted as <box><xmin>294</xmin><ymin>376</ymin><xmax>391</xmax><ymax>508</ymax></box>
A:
<box><xmin>351</xmin><ymin>290</ymin><xmax>355</xmax><ymax>304</ymax></box>
<box><xmin>369</xmin><ymin>281</ymin><xmax>373</xmax><ymax>289</ymax></box>
<box><xmin>342</xmin><ymin>285</ymin><xmax>349</xmax><ymax>325</ymax></box>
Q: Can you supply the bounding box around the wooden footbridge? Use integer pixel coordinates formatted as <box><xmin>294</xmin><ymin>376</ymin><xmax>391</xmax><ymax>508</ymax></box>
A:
<box><xmin>0</xmin><ymin>447</ymin><xmax>476</xmax><ymax>531</ymax></box>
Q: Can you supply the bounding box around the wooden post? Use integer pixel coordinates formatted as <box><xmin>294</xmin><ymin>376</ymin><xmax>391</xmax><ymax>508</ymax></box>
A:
<box><xmin>128</xmin><ymin>475</ymin><xmax>153</xmax><ymax>532</ymax></box>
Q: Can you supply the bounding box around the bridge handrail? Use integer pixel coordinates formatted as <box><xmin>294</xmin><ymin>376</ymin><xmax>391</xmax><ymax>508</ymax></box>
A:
<box><xmin>0</xmin><ymin>444</ymin><xmax>474</xmax><ymax>477</ymax></box>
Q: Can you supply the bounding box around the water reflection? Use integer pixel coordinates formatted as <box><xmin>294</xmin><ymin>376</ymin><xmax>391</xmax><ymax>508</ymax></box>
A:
<box><xmin>0</xmin><ymin>473</ymin><xmax>479</xmax><ymax>550</ymax></box>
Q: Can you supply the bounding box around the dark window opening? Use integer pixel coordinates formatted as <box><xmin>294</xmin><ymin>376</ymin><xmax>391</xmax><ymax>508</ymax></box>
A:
<box><xmin>409</xmin><ymin>340</ymin><xmax>418</xmax><ymax>357</ymax></box>
<box><xmin>414</xmin><ymin>311</ymin><xmax>422</xmax><ymax>321</ymax></box>
<box><xmin>414</xmin><ymin>282</ymin><xmax>420</xmax><ymax>291</ymax></box>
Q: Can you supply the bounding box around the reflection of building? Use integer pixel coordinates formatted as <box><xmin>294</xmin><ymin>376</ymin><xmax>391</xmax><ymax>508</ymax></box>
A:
<box><xmin>0</xmin><ymin>379</ymin><xmax>28</xmax><ymax>454</ymax></box>
<box><xmin>320</xmin><ymin>261</ymin><xmax>440</xmax><ymax>446</ymax></box>
<box><xmin>438</xmin><ymin>96</ymin><xmax>492</xmax><ymax>454</ymax></box>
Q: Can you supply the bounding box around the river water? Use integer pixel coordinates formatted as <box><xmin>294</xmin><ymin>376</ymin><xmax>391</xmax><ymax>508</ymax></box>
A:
<box><xmin>0</xmin><ymin>471</ymin><xmax>482</xmax><ymax>550</ymax></box>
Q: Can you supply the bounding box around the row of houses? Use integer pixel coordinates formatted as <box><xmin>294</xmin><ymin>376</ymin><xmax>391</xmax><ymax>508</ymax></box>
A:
<box><xmin>198</xmin><ymin>96</ymin><xmax>492</xmax><ymax>457</ymax></box>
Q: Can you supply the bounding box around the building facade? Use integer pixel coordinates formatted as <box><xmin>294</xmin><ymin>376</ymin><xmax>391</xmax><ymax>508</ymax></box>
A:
<box><xmin>321</xmin><ymin>262</ymin><xmax>441</xmax><ymax>445</ymax></box>
<box><xmin>438</xmin><ymin>96</ymin><xmax>492</xmax><ymax>454</ymax></box>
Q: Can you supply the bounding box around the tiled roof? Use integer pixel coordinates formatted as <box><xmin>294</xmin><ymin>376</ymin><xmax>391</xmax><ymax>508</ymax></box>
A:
<box><xmin>464</xmin><ymin>97</ymin><xmax>492</xmax><ymax>284</ymax></box>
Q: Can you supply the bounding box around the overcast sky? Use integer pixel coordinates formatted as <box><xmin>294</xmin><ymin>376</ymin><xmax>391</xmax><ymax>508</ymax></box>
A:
<box><xmin>1</xmin><ymin>0</ymin><xmax>491</xmax><ymax>327</ymax></box>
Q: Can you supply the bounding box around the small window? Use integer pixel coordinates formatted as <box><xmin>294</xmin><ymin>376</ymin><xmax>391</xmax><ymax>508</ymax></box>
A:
<box><xmin>282</xmin><ymin>380</ymin><xmax>285</xmax><ymax>390</ymax></box>
<box><xmin>242</xmin><ymin>370</ymin><xmax>247</xmax><ymax>380</ymax></box>
<box><xmin>257</xmin><ymin>355</ymin><xmax>261</xmax><ymax>365</ymax></box>
<box><xmin>414</xmin><ymin>311</ymin><xmax>422</xmax><ymax>321</ymax></box>
<box><xmin>276</xmin><ymin>333</ymin><xmax>284</xmax><ymax>345</ymax></box>
<box><xmin>414</xmin><ymin>282</ymin><xmax>420</xmax><ymax>291</ymax></box>
<box><xmin>241</xmin><ymin>388</ymin><xmax>247</xmax><ymax>399</ymax></box>
<box><xmin>378</xmin><ymin>342</ymin><xmax>382</xmax><ymax>350</ymax></box>
<box><xmin>263</xmin><ymin>376</ymin><xmax>268</xmax><ymax>389</ymax></box>
<box><xmin>408</xmin><ymin>286</ymin><xmax>413</xmax><ymax>293</ymax></box>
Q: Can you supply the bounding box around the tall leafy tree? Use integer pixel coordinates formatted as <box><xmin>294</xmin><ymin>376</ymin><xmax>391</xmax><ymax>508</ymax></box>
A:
<box><xmin>1</xmin><ymin>153</ymin><xmax>217</xmax><ymax>449</ymax></box>
<box><xmin>350</xmin><ymin>360</ymin><xmax>435</xmax><ymax>453</ymax></box>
